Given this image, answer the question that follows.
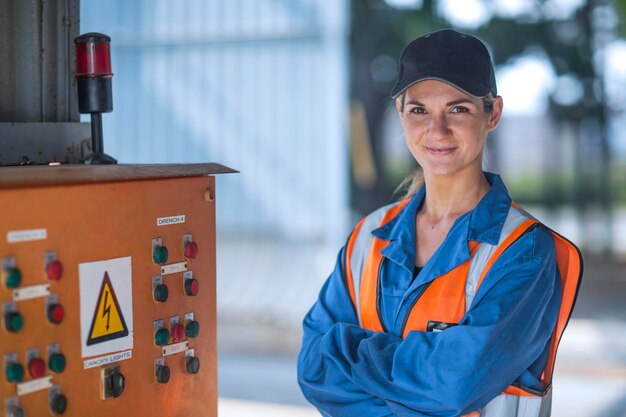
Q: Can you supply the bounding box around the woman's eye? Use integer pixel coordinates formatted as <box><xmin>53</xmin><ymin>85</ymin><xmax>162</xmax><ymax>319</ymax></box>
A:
<box><xmin>451</xmin><ymin>106</ymin><xmax>469</xmax><ymax>113</ymax></box>
<box><xmin>410</xmin><ymin>106</ymin><xmax>426</xmax><ymax>114</ymax></box>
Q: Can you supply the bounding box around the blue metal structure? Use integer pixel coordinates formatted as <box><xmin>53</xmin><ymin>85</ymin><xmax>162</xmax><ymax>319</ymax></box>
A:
<box><xmin>81</xmin><ymin>0</ymin><xmax>350</xmax><ymax>244</ymax></box>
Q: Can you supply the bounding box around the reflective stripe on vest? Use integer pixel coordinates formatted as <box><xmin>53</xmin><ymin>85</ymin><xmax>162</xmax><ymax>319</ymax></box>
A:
<box><xmin>344</xmin><ymin>202</ymin><xmax>583</xmax><ymax>417</ymax></box>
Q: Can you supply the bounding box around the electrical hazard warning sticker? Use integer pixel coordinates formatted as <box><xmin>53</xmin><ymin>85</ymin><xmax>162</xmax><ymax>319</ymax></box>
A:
<box><xmin>79</xmin><ymin>257</ymin><xmax>133</xmax><ymax>358</ymax></box>
<box><xmin>86</xmin><ymin>272</ymin><xmax>128</xmax><ymax>345</ymax></box>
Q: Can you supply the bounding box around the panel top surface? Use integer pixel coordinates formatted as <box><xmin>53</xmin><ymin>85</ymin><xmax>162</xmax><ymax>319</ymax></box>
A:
<box><xmin>0</xmin><ymin>163</ymin><xmax>237</xmax><ymax>188</ymax></box>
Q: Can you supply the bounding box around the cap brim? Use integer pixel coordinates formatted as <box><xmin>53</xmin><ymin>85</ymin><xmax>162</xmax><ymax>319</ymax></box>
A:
<box><xmin>391</xmin><ymin>68</ymin><xmax>494</xmax><ymax>99</ymax></box>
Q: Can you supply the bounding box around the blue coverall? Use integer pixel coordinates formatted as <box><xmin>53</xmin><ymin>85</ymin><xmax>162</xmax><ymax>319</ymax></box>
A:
<box><xmin>297</xmin><ymin>173</ymin><xmax>562</xmax><ymax>417</ymax></box>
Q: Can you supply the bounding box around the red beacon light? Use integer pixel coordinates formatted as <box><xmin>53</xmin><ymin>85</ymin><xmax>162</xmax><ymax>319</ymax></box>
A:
<box><xmin>74</xmin><ymin>33</ymin><xmax>117</xmax><ymax>165</ymax></box>
<box><xmin>75</xmin><ymin>35</ymin><xmax>112</xmax><ymax>78</ymax></box>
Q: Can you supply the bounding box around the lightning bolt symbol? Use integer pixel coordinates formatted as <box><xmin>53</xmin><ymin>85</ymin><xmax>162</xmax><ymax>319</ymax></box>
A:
<box><xmin>102</xmin><ymin>289</ymin><xmax>111</xmax><ymax>331</ymax></box>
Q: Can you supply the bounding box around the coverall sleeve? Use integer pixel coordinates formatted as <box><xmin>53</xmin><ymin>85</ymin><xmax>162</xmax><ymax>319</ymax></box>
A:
<box><xmin>317</xmin><ymin>227</ymin><xmax>562</xmax><ymax>417</ymax></box>
<box><xmin>297</xmin><ymin>247</ymin><xmax>395</xmax><ymax>417</ymax></box>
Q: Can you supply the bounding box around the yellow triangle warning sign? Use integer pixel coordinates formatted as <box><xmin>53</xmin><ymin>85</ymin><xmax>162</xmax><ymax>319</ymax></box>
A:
<box><xmin>86</xmin><ymin>272</ymin><xmax>129</xmax><ymax>346</ymax></box>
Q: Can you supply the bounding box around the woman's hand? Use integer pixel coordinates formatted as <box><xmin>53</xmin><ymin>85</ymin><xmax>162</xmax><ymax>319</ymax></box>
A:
<box><xmin>461</xmin><ymin>412</ymin><xmax>480</xmax><ymax>417</ymax></box>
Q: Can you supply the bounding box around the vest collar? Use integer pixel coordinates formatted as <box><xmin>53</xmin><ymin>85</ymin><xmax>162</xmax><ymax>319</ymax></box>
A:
<box><xmin>370</xmin><ymin>172</ymin><xmax>512</xmax><ymax>276</ymax></box>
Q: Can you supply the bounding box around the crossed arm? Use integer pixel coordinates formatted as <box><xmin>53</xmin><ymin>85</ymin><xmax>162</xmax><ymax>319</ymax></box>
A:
<box><xmin>297</xmin><ymin>229</ymin><xmax>561</xmax><ymax>417</ymax></box>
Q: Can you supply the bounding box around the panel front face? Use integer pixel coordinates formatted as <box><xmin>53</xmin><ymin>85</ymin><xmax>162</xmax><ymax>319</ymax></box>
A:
<box><xmin>0</xmin><ymin>175</ymin><xmax>217</xmax><ymax>417</ymax></box>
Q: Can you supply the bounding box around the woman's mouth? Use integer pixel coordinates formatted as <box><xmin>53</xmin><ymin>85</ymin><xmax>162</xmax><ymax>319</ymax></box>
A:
<box><xmin>426</xmin><ymin>146</ymin><xmax>456</xmax><ymax>156</ymax></box>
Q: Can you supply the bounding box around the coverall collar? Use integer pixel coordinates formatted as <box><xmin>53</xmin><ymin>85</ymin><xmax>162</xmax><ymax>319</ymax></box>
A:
<box><xmin>371</xmin><ymin>172</ymin><xmax>512</xmax><ymax>277</ymax></box>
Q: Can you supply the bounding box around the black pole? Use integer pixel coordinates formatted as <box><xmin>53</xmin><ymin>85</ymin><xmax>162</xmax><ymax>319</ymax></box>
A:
<box><xmin>90</xmin><ymin>113</ymin><xmax>103</xmax><ymax>155</ymax></box>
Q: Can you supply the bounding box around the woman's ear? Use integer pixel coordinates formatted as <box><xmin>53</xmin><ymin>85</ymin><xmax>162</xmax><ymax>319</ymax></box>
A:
<box><xmin>487</xmin><ymin>96</ymin><xmax>504</xmax><ymax>131</ymax></box>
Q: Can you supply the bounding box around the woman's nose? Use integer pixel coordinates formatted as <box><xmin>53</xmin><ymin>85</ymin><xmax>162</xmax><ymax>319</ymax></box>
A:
<box><xmin>428</xmin><ymin>113</ymin><xmax>451</xmax><ymax>139</ymax></box>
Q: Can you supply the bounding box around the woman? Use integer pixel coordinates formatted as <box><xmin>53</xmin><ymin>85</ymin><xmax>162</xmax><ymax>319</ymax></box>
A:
<box><xmin>297</xmin><ymin>29</ymin><xmax>582</xmax><ymax>417</ymax></box>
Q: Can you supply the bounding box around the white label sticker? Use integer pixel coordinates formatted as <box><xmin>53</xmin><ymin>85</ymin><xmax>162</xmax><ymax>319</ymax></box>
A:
<box><xmin>161</xmin><ymin>262</ymin><xmax>187</xmax><ymax>276</ymax></box>
<box><xmin>83</xmin><ymin>350</ymin><xmax>133</xmax><ymax>369</ymax></box>
<box><xmin>7</xmin><ymin>229</ymin><xmax>47</xmax><ymax>243</ymax></box>
<box><xmin>79</xmin><ymin>257</ymin><xmax>134</xmax><ymax>358</ymax></box>
<box><xmin>17</xmin><ymin>376</ymin><xmax>52</xmax><ymax>396</ymax></box>
<box><xmin>156</xmin><ymin>215</ymin><xmax>185</xmax><ymax>226</ymax></box>
<box><xmin>162</xmin><ymin>341</ymin><xmax>188</xmax><ymax>357</ymax></box>
<box><xmin>13</xmin><ymin>284</ymin><xmax>50</xmax><ymax>302</ymax></box>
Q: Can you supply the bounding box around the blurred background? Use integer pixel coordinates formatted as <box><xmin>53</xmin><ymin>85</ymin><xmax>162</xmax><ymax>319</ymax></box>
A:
<box><xmin>80</xmin><ymin>1</ymin><xmax>626</xmax><ymax>416</ymax></box>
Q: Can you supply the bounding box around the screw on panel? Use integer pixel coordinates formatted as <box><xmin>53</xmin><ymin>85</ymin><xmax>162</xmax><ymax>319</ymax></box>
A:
<box><xmin>204</xmin><ymin>188</ymin><xmax>214</xmax><ymax>202</ymax></box>
<box><xmin>44</xmin><ymin>251</ymin><xmax>57</xmax><ymax>265</ymax></box>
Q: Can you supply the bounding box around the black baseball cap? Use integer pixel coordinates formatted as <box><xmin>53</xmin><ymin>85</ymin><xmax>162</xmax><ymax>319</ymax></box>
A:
<box><xmin>390</xmin><ymin>29</ymin><xmax>497</xmax><ymax>99</ymax></box>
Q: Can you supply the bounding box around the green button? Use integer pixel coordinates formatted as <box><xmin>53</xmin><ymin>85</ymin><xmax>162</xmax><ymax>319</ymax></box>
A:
<box><xmin>154</xmin><ymin>328</ymin><xmax>169</xmax><ymax>346</ymax></box>
<box><xmin>186</xmin><ymin>320</ymin><xmax>200</xmax><ymax>338</ymax></box>
<box><xmin>5</xmin><ymin>268</ymin><xmax>21</xmax><ymax>289</ymax></box>
<box><xmin>5</xmin><ymin>363</ymin><xmax>23</xmax><ymax>383</ymax></box>
<box><xmin>153</xmin><ymin>246</ymin><xmax>168</xmax><ymax>264</ymax></box>
<box><xmin>6</xmin><ymin>312</ymin><xmax>23</xmax><ymax>333</ymax></box>
<box><xmin>49</xmin><ymin>353</ymin><xmax>66</xmax><ymax>373</ymax></box>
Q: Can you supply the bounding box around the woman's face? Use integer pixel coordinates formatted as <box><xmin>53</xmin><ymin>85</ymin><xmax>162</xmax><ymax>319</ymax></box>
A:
<box><xmin>396</xmin><ymin>80</ymin><xmax>503</xmax><ymax>180</ymax></box>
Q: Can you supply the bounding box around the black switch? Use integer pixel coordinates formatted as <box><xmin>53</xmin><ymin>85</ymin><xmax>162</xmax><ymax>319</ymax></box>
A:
<box><xmin>50</xmin><ymin>394</ymin><xmax>67</xmax><ymax>414</ymax></box>
<box><xmin>108</xmin><ymin>372</ymin><xmax>125</xmax><ymax>398</ymax></box>
<box><xmin>6</xmin><ymin>406</ymin><xmax>24</xmax><ymax>417</ymax></box>
<box><xmin>156</xmin><ymin>364</ymin><xmax>170</xmax><ymax>384</ymax></box>
<box><xmin>153</xmin><ymin>284</ymin><xmax>169</xmax><ymax>302</ymax></box>
<box><xmin>186</xmin><ymin>356</ymin><xmax>200</xmax><ymax>374</ymax></box>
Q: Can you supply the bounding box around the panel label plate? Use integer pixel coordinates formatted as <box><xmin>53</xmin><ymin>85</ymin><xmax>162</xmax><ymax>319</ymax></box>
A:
<box><xmin>83</xmin><ymin>349</ymin><xmax>132</xmax><ymax>369</ymax></box>
<box><xmin>17</xmin><ymin>376</ymin><xmax>52</xmax><ymax>396</ymax></box>
<box><xmin>161</xmin><ymin>262</ymin><xmax>187</xmax><ymax>276</ymax></box>
<box><xmin>7</xmin><ymin>229</ymin><xmax>47</xmax><ymax>243</ymax></box>
<box><xmin>13</xmin><ymin>284</ymin><xmax>50</xmax><ymax>302</ymax></box>
<box><xmin>162</xmin><ymin>341</ymin><xmax>188</xmax><ymax>357</ymax></box>
<box><xmin>156</xmin><ymin>215</ymin><xmax>185</xmax><ymax>226</ymax></box>
<box><xmin>79</xmin><ymin>257</ymin><xmax>133</xmax><ymax>358</ymax></box>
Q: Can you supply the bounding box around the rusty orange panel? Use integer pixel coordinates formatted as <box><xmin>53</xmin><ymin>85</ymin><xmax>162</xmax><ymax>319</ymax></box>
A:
<box><xmin>0</xmin><ymin>171</ymin><xmax>217</xmax><ymax>417</ymax></box>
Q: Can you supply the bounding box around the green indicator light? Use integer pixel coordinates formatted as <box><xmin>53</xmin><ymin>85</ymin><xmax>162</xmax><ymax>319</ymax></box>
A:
<box><xmin>6</xmin><ymin>312</ymin><xmax>23</xmax><ymax>333</ymax></box>
<box><xmin>153</xmin><ymin>246</ymin><xmax>168</xmax><ymax>264</ymax></box>
<box><xmin>186</xmin><ymin>320</ymin><xmax>200</xmax><ymax>338</ymax></box>
<box><xmin>5</xmin><ymin>268</ymin><xmax>21</xmax><ymax>289</ymax></box>
<box><xmin>155</xmin><ymin>328</ymin><xmax>169</xmax><ymax>346</ymax></box>
<box><xmin>49</xmin><ymin>353</ymin><xmax>66</xmax><ymax>373</ymax></box>
<box><xmin>6</xmin><ymin>363</ymin><xmax>24</xmax><ymax>383</ymax></box>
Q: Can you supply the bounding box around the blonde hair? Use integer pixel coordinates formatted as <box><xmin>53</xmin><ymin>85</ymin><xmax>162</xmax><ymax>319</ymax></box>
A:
<box><xmin>395</xmin><ymin>92</ymin><xmax>497</xmax><ymax>199</ymax></box>
<box><xmin>395</xmin><ymin>168</ymin><xmax>425</xmax><ymax>199</ymax></box>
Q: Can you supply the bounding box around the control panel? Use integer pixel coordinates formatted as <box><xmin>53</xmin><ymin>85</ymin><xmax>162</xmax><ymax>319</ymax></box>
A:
<box><xmin>0</xmin><ymin>164</ymin><xmax>231</xmax><ymax>417</ymax></box>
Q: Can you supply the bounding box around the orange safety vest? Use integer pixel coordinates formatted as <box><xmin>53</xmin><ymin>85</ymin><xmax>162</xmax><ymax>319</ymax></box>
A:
<box><xmin>344</xmin><ymin>201</ymin><xmax>582</xmax><ymax>417</ymax></box>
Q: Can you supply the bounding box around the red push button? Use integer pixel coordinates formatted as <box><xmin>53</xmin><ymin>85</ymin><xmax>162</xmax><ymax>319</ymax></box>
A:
<box><xmin>184</xmin><ymin>241</ymin><xmax>198</xmax><ymax>259</ymax></box>
<box><xmin>171</xmin><ymin>324</ymin><xmax>185</xmax><ymax>342</ymax></box>
<box><xmin>47</xmin><ymin>304</ymin><xmax>64</xmax><ymax>324</ymax></box>
<box><xmin>28</xmin><ymin>358</ymin><xmax>46</xmax><ymax>378</ymax></box>
<box><xmin>184</xmin><ymin>279</ymin><xmax>199</xmax><ymax>296</ymax></box>
<box><xmin>46</xmin><ymin>260</ymin><xmax>63</xmax><ymax>281</ymax></box>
